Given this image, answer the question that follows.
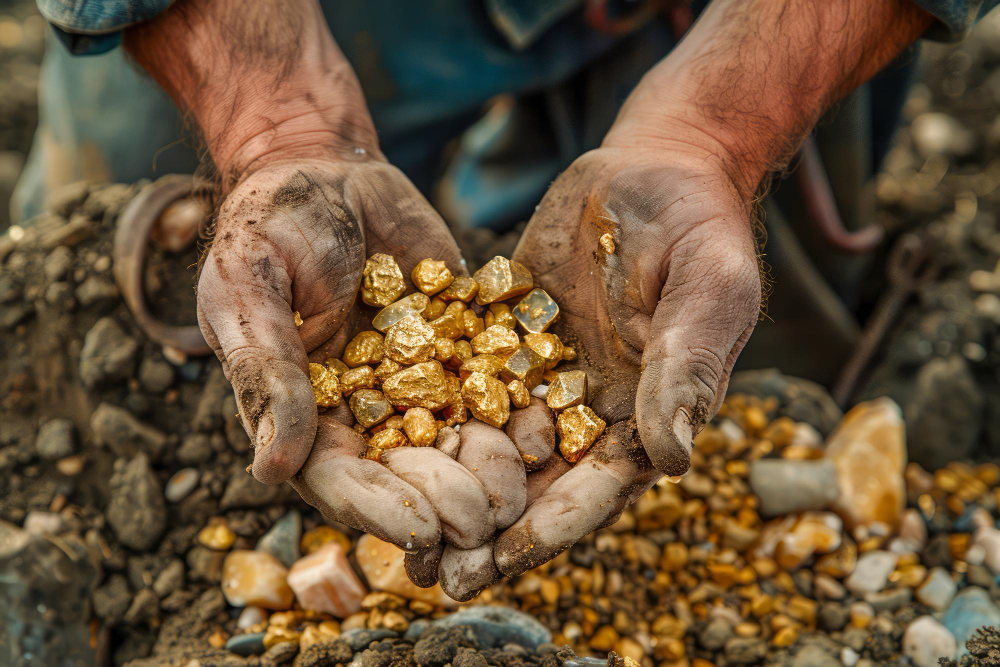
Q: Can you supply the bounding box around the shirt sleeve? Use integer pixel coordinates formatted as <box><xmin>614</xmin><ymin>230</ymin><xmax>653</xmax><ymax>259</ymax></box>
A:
<box><xmin>910</xmin><ymin>0</ymin><xmax>1000</xmax><ymax>40</ymax></box>
<box><xmin>36</xmin><ymin>0</ymin><xmax>175</xmax><ymax>55</ymax></box>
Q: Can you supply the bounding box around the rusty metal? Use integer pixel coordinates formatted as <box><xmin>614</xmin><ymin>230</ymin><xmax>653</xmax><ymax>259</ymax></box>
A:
<box><xmin>831</xmin><ymin>224</ymin><xmax>945</xmax><ymax>408</ymax></box>
<box><xmin>113</xmin><ymin>174</ymin><xmax>214</xmax><ymax>356</ymax></box>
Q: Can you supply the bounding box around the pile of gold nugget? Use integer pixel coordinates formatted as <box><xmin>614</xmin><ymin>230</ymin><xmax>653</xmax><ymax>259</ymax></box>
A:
<box><xmin>307</xmin><ymin>255</ymin><xmax>606</xmax><ymax>464</ymax></box>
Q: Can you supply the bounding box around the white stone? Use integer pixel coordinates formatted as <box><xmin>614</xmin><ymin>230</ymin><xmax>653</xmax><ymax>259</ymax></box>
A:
<box><xmin>237</xmin><ymin>605</ymin><xmax>267</xmax><ymax>630</ymax></box>
<box><xmin>973</xmin><ymin>526</ymin><xmax>1000</xmax><ymax>574</ymax></box>
<box><xmin>966</xmin><ymin>543</ymin><xmax>986</xmax><ymax>567</ymax></box>
<box><xmin>841</xmin><ymin>647</ymin><xmax>859</xmax><ymax>667</ymax></box>
<box><xmin>814</xmin><ymin>573</ymin><xmax>845</xmax><ymax>600</ymax></box>
<box><xmin>530</xmin><ymin>383</ymin><xmax>549</xmax><ymax>399</ymax></box>
<box><xmin>23</xmin><ymin>511</ymin><xmax>65</xmax><ymax>536</ymax></box>
<box><xmin>718</xmin><ymin>419</ymin><xmax>745</xmax><ymax>446</ymax></box>
<box><xmin>898</xmin><ymin>509</ymin><xmax>927</xmax><ymax>549</ymax></box>
<box><xmin>165</xmin><ymin>467</ymin><xmax>200</xmax><ymax>503</ymax></box>
<box><xmin>916</xmin><ymin>567</ymin><xmax>957</xmax><ymax>611</ymax></box>
<box><xmin>902</xmin><ymin>616</ymin><xmax>956</xmax><ymax>667</ymax></box>
<box><xmin>790</xmin><ymin>422</ymin><xmax>822</xmax><ymax>448</ymax></box>
<box><xmin>971</xmin><ymin>508</ymin><xmax>994</xmax><ymax>531</ymax></box>
<box><xmin>845</xmin><ymin>551</ymin><xmax>899</xmax><ymax>595</ymax></box>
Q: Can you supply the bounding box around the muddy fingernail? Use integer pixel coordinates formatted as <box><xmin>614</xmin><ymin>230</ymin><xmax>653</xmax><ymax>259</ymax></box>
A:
<box><xmin>257</xmin><ymin>409</ymin><xmax>276</xmax><ymax>449</ymax></box>
<box><xmin>671</xmin><ymin>407</ymin><xmax>693</xmax><ymax>454</ymax></box>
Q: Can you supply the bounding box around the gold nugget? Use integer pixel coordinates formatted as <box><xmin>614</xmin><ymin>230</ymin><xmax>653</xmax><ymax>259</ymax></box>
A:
<box><xmin>462</xmin><ymin>309</ymin><xmax>485</xmax><ymax>338</ymax></box>
<box><xmin>507</xmin><ymin>379</ymin><xmax>530</xmax><ymax>409</ymax></box>
<box><xmin>460</xmin><ymin>354</ymin><xmax>504</xmax><ymax>379</ymax></box>
<box><xmin>343</xmin><ymin>331</ymin><xmax>384</xmax><ymax>368</ymax></box>
<box><xmin>411</xmin><ymin>259</ymin><xmax>455</xmax><ymax>295</ymax></box>
<box><xmin>325</xmin><ymin>358</ymin><xmax>349</xmax><ymax>376</ymax></box>
<box><xmin>433</xmin><ymin>337</ymin><xmax>456</xmax><ymax>363</ymax></box>
<box><xmin>461</xmin><ymin>371</ymin><xmax>510</xmax><ymax>428</ymax></box>
<box><xmin>349</xmin><ymin>389</ymin><xmax>394</xmax><ymax>428</ymax></box>
<box><xmin>473</xmin><ymin>256</ymin><xmax>534</xmax><ymax>305</ymax></box>
<box><xmin>429</xmin><ymin>301</ymin><xmax>466</xmax><ymax>340</ymax></box>
<box><xmin>373</xmin><ymin>358</ymin><xmax>403</xmax><ymax>384</ymax></box>
<box><xmin>361</xmin><ymin>254</ymin><xmax>407</xmax><ymax>307</ymax></box>
<box><xmin>500</xmin><ymin>346</ymin><xmax>545</xmax><ymax>389</ymax></box>
<box><xmin>546</xmin><ymin>370</ymin><xmax>587</xmax><ymax>411</ymax></box>
<box><xmin>470</xmin><ymin>324</ymin><xmax>520</xmax><ymax>357</ymax></box>
<box><xmin>453</xmin><ymin>340</ymin><xmax>474</xmax><ymax>365</ymax></box>
<box><xmin>523</xmin><ymin>333</ymin><xmax>563</xmax><ymax>370</ymax></box>
<box><xmin>424</xmin><ymin>297</ymin><xmax>447</xmax><ymax>320</ymax></box>
<box><xmin>372</xmin><ymin>293</ymin><xmax>430</xmax><ymax>332</ymax></box>
<box><xmin>384</xmin><ymin>313</ymin><xmax>436</xmax><ymax>364</ymax></box>
<box><xmin>438</xmin><ymin>276</ymin><xmax>479</xmax><ymax>303</ymax></box>
<box><xmin>557</xmin><ymin>405</ymin><xmax>605</xmax><ymax>462</ymax></box>
<box><xmin>382</xmin><ymin>360</ymin><xmax>452</xmax><ymax>410</ymax></box>
<box><xmin>512</xmin><ymin>288</ymin><xmax>559</xmax><ymax>334</ymax></box>
<box><xmin>309</xmin><ymin>363</ymin><xmax>341</xmax><ymax>407</ymax></box>
<box><xmin>370</xmin><ymin>428</ymin><xmax>409</xmax><ymax>450</ymax></box>
<box><xmin>340</xmin><ymin>366</ymin><xmax>375</xmax><ymax>396</ymax></box>
<box><xmin>488</xmin><ymin>303</ymin><xmax>517</xmax><ymax>329</ymax></box>
<box><xmin>599</xmin><ymin>232</ymin><xmax>616</xmax><ymax>255</ymax></box>
<box><xmin>403</xmin><ymin>407</ymin><xmax>438</xmax><ymax>447</ymax></box>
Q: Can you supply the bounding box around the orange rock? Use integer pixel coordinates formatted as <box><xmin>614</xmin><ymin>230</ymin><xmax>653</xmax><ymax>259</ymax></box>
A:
<box><xmin>774</xmin><ymin>512</ymin><xmax>843</xmax><ymax>570</ymax></box>
<box><xmin>825</xmin><ymin>398</ymin><xmax>906</xmax><ymax>529</ymax></box>
<box><xmin>221</xmin><ymin>550</ymin><xmax>294</xmax><ymax>610</ymax></box>
<box><xmin>287</xmin><ymin>543</ymin><xmax>368</xmax><ymax>618</ymax></box>
<box><xmin>355</xmin><ymin>534</ymin><xmax>457</xmax><ymax>607</ymax></box>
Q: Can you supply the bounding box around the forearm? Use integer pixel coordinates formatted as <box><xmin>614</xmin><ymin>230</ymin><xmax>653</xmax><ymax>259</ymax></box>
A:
<box><xmin>123</xmin><ymin>0</ymin><xmax>378</xmax><ymax>190</ymax></box>
<box><xmin>606</xmin><ymin>0</ymin><xmax>933</xmax><ymax>199</ymax></box>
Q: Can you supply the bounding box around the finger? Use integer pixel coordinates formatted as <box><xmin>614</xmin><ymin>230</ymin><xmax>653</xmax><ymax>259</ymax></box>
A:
<box><xmin>289</xmin><ymin>415</ymin><xmax>440</xmax><ymax>550</ymax></box>
<box><xmin>494</xmin><ymin>421</ymin><xmax>660</xmax><ymax>577</ymax></box>
<box><xmin>381</xmin><ymin>447</ymin><xmax>496</xmax><ymax>549</ymax></box>
<box><xmin>438</xmin><ymin>543</ymin><xmax>500</xmax><ymax>602</ymax></box>
<box><xmin>636</xmin><ymin>229</ymin><xmax>760</xmax><ymax>476</ymax></box>
<box><xmin>197</xmin><ymin>170</ymin><xmax>365</xmax><ymax>483</ymax></box>
<box><xmin>456</xmin><ymin>420</ymin><xmax>527</xmax><ymax>530</ymax></box>
<box><xmin>503</xmin><ymin>397</ymin><xmax>556</xmax><ymax>471</ymax></box>
<box><xmin>525</xmin><ymin>454</ymin><xmax>572</xmax><ymax>506</ymax></box>
<box><xmin>404</xmin><ymin>544</ymin><xmax>443</xmax><ymax>588</ymax></box>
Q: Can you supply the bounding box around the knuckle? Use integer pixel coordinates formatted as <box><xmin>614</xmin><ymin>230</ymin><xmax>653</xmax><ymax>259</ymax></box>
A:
<box><xmin>684</xmin><ymin>345</ymin><xmax>724</xmax><ymax>400</ymax></box>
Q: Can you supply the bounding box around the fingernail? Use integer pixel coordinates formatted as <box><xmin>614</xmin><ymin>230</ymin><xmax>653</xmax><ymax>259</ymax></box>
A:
<box><xmin>256</xmin><ymin>410</ymin><xmax>276</xmax><ymax>450</ymax></box>
<box><xmin>671</xmin><ymin>407</ymin><xmax>693</xmax><ymax>454</ymax></box>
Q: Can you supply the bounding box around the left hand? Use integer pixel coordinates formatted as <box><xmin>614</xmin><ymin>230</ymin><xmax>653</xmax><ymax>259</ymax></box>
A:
<box><xmin>491</xmin><ymin>138</ymin><xmax>762</xmax><ymax>577</ymax></box>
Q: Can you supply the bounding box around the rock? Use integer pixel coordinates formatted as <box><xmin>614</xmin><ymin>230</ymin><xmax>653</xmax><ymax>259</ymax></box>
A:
<box><xmin>195</xmin><ymin>586</ymin><xmax>226</xmax><ymax>622</ymax></box>
<box><xmin>152</xmin><ymin>558</ymin><xmax>184</xmax><ymax>598</ymax></box>
<box><xmin>138</xmin><ymin>357</ymin><xmax>175</xmax><ymax>393</ymax></box>
<box><xmin>34</xmin><ymin>418</ymin><xmax>75</xmax><ymax>460</ymax></box>
<box><xmin>915</xmin><ymin>567</ymin><xmax>957</xmax><ymax>611</ymax></box>
<box><xmin>261</xmin><ymin>640</ymin><xmax>299</xmax><ymax>666</ymax></box>
<box><xmin>865</xmin><ymin>587</ymin><xmax>912</xmax><ymax>612</ymax></box>
<box><xmin>257</xmin><ymin>510</ymin><xmax>301</xmax><ymax>568</ymax></box>
<box><xmin>898</xmin><ymin>508</ymin><xmax>927</xmax><ymax>551</ymax></box>
<box><xmin>724</xmin><ymin>637</ymin><xmax>768</xmax><ymax>665</ymax></box>
<box><xmin>943</xmin><ymin>587</ymin><xmax>1000</xmax><ymax>658</ymax></box>
<box><xmin>43</xmin><ymin>246</ymin><xmax>73</xmax><ymax>282</ymax></box>
<box><xmin>0</xmin><ymin>521</ymin><xmax>95</xmax><ymax>664</ymax></box>
<box><xmin>841</xmin><ymin>647</ymin><xmax>859</xmax><ymax>667</ymax></box>
<box><xmin>814</xmin><ymin>574</ymin><xmax>845</xmax><ymax>600</ymax></box>
<box><xmin>238</xmin><ymin>605</ymin><xmax>268</xmax><ymax>630</ymax></box>
<box><xmin>967</xmin><ymin>564</ymin><xmax>994</xmax><ymax>588</ymax></box>
<box><xmin>903</xmin><ymin>615</ymin><xmax>957</xmax><ymax>667</ymax></box>
<box><xmin>910</xmin><ymin>112</ymin><xmax>975</xmax><ymax>158</ymax></box>
<box><xmin>225</xmin><ymin>631</ymin><xmax>266</xmax><ymax>657</ymax></box>
<box><xmin>749</xmin><ymin>459</ymin><xmax>839</xmax><ymax>517</ymax></box>
<box><xmin>825</xmin><ymin>398</ymin><xmax>906</xmax><ymax>529</ymax></box>
<box><xmin>123</xmin><ymin>587</ymin><xmax>160</xmax><ymax>626</ymax></box>
<box><xmin>679</xmin><ymin>472</ymin><xmax>714</xmax><ymax>498</ymax></box>
<box><xmin>221</xmin><ymin>550</ymin><xmax>294</xmax><ymax>610</ymax></box>
<box><xmin>92</xmin><ymin>573</ymin><xmax>131</xmax><ymax>624</ymax></box>
<box><xmin>818</xmin><ymin>602</ymin><xmax>849</xmax><ymax>631</ymax></box>
<box><xmin>287</xmin><ymin>543</ymin><xmax>367</xmax><ymax>618</ymax></box>
<box><xmin>431</xmin><ymin>607</ymin><xmax>551</xmax><ymax>649</ymax></box>
<box><xmin>220</xmin><ymin>469</ymin><xmax>298</xmax><ymax>510</ymax></box>
<box><xmin>164</xmin><ymin>467</ymin><xmax>200</xmax><ymax>503</ymax></box>
<box><xmin>106</xmin><ymin>454</ymin><xmax>167</xmax><ymax>552</ymax></box>
<box><xmin>792</xmin><ymin>645</ymin><xmax>840</xmax><ymax>667</ymax></box>
<box><xmin>774</xmin><ymin>511</ymin><xmax>842</xmax><ymax>570</ymax></box>
<box><xmin>186</xmin><ymin>545</ymin><xmax>226</xmax><ymax>583</ymax></box>
<box><xmin>923</xmin><ymin>533</ymin><xmax>954</xmax><ymax>569</ymax></box>
<box><xmin>90</xmin><ymin>403</ymin><xmax>168</xmax><ymax>459</ymax></box>
<box><xmin>905</xmin><ymin>357</ymin><xmax>984</xmax><ymax>470</ymax></box>
<box><xmin>845</xmin><ymin>551</ymin><xmax>898</xmax><ymax>595</ymax></box>
<box><xmin>973</xmin><ymin>526</ymin><xmax>1000</xmax><ymax>573</ymax></box>
<box><xmin>79</xmin><ymin>317</ymin><xmax>138</xmax><ymax>387</ymax></box>
<box><xmin>176</xmin><ymin>433</ymin><xmax>213</xmax><ymax>465</ymax></box>
<box><xmin>698</xmin><ymin>617</ymin><xmax>733</xmax><ymax>650</ymax></box>
<box><xmin>341</xmin><ymin>628</ymin><xmax>399</xmax><ymax>651</ymax></box>
<box><xmin>355</xmin><ymin>534</ymin><xmax>455</xmax><ymax>607</ymax></box>
<box><xmin>23</xmin><ymin>511</ymin><xmax>65</xmax><ymax>536</ymax></box>
<box><xmin>75</xmin><ymin>276</ymin><xmax>119</xmax><ymax>308</ymax></box>
<box><xmin>293</xmin><ymin>639</ymin><xmax>354</xmax><ymax>666</ymax></box>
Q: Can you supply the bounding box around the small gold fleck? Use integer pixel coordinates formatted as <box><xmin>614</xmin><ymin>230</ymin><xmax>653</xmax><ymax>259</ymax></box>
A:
<box><xmin>599</xmin><ymin>232</ymin><xmax>616</xmax><ymax>254</ymax></box>
<box><xmin>293</xmin><ymin>311</ymin><xmax>304</xmax><ymax>327</ymax></box>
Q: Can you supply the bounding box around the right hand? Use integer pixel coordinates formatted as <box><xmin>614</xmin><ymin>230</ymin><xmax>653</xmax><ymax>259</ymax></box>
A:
<box><xmin>196</xmin><ymin>154</ymin><xmax>512</xmax><ymax>556</ymax></box>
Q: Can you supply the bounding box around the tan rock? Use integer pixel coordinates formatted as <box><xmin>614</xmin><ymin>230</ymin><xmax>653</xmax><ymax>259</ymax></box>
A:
<box><xmin>287</xmin><ymin>543</ymin><xmax>368</xmax><ymax>618</ymax></box>
<box><xmin>221</xmin><ymin>550</ymin><xmax>293</xmax><ymax>610</ymax></box>
<box><xmin>355</xmin><ymin>534</ymin><xmax>456</xmax><ymax>607</ymax></box>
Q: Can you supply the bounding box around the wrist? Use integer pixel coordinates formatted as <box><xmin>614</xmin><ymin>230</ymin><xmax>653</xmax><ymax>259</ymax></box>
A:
<box><xmin>203</xmin><ymin>68</ymin><xmax>381</xmax><ymax>188</ymax></box>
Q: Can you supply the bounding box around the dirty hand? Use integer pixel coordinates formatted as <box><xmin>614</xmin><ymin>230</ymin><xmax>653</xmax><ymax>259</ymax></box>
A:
<box><xmin>489</xmin><ymin>0</ymin><xmax>934</xmax><ymax>577</ymax></box>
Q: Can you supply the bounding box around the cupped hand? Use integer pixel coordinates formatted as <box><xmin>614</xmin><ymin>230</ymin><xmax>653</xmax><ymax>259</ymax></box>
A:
<box><xmin>492</xmin><ymin>142</ymin><xmax>763</xmax><ymax>576</ymax></box>
<box><xmin>196</xmin><ymin>155</ymin><xmax>511</xmax><ymax>553</ymax></box>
